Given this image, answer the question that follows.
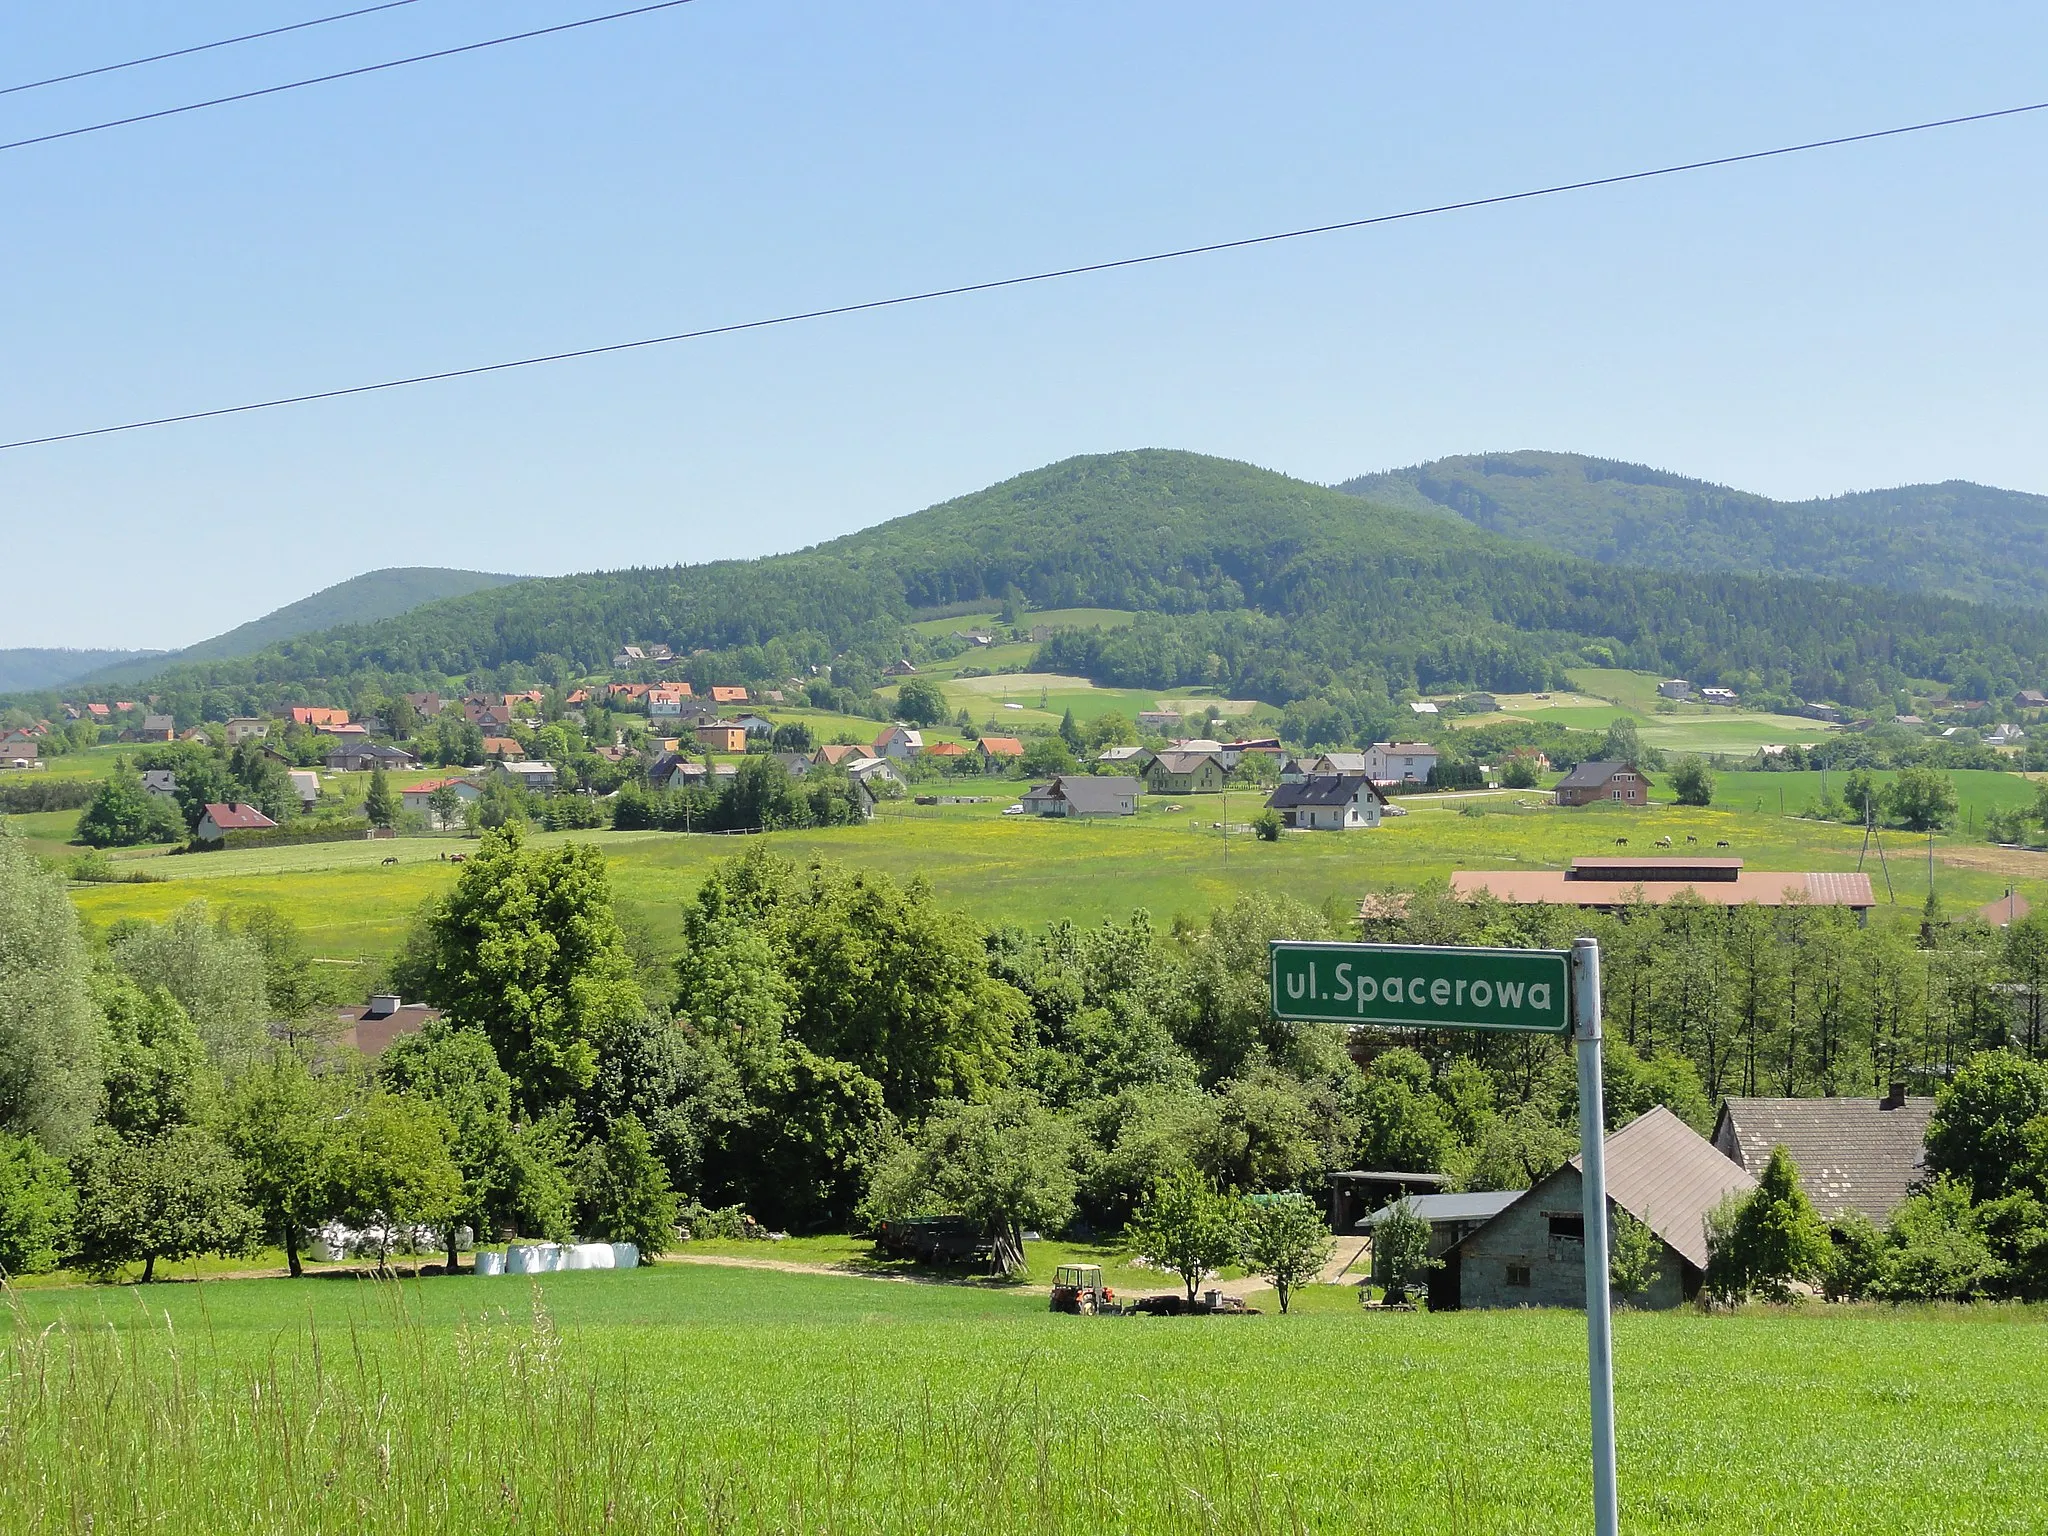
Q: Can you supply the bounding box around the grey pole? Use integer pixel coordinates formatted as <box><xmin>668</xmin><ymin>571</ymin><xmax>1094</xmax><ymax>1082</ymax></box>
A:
<box><xmin>1573</xmin><ymin>936</ymin><xmax>1619</xmax><ymax>1536</ymax></box>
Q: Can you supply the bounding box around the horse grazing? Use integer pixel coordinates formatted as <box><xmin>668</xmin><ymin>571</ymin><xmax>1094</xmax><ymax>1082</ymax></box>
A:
<box><xmin>1716</xmin><ymin>840</ymin><xmax>1731</xmax><ymax>848</ymax></box>
<box><xmin>380</xmin><ymin>856</ymin><xmax>399</xmax><ymax>867</ymax></box>
<box><xmin>1614</xmin><ymin>837</ymin><xmax>1628</xmax><ymax>847</ymax></box>
<box><xmin>1655</xmin><ymin>836</ymin><xmax>1673</xmax><ymax>847</ymax></box>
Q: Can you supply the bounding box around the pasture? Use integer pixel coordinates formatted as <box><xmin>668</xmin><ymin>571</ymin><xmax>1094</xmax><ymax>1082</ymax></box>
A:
<box><xmin>58</xmin><ymin>785</ymin><xmax>2047</xmax><ymax>964</ymax></box>
<box><xmin>4</xmin><ymin>1263</ymin><xmax>2044</xmax><ymax>1533</ymax></box>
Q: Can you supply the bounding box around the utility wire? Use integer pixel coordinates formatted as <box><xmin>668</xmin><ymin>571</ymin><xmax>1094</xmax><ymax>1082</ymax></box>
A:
<box><xmin>0</xmin><ymin>1</ymin><xmax>431</xmax><ymax>99</ymax></box>
<box><xmin>0</xmin><ymin>0</ymin><xmax>700</xmax><ymax>156</ymax></box>
<box><xmin>4</xmin><ymin>98</ymin><xmax>2043</xmax><ymax>454</ymax></box>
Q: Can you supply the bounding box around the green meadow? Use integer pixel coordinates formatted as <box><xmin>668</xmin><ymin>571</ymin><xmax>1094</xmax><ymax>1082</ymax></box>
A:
<box><xmin>4</xmin><ymin>1263</ymin><xmax>2044</xmax><ymax>1533</ymax></box>
<box><xmin>57</xmin><ymin>785</ymin><xmax>2046</xmax><ymax>964</ymax></box>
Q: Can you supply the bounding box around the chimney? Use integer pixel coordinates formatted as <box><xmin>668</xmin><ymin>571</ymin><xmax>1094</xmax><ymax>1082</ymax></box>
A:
<box><xmin>1881</xmin><ymin>1081</ymin><xmax>1907</xmax><ymax>1111</ymax></box>
<box><xmin>368</xmin><ymin>994</ymin><xmax>401</xmax><ymax>1017</ymax></box>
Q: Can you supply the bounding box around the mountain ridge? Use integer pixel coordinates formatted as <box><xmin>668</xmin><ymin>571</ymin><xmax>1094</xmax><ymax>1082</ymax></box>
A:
<box><xmin>1337</xmin><ymin>451</ymin><xmax>2048</xmax><ymax>610</ymax></box>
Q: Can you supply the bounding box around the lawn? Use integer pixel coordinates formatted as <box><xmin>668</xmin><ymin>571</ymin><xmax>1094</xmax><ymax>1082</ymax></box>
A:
<box><xmin>5</xmin><ymin>1263</ymin><xmax>2044</xmax><ymax>1532</ymax></box>
<box><xmin>62</xmin><ymin>787</ymin><xmax>2048</xmax><ymax>965</ymax></box>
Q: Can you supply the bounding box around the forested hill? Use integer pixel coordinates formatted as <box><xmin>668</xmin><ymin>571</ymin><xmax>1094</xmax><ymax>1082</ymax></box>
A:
<box><xmin>0</xmin><ymin>648</ymin><xmax>163</xmax><ymax>693</ymax></box>
<box><xmin>30</xmin><ymin>451</ymin><xmax>2048</xmax><ymax>718</ymax></box>
<box><xmin>1339</xmin><ymin>451</ymin><xmax>2048</xmax><ymax>610</ymax></box>
<box><xmin>67</xmin><ymin>567</ymin><xmax>528</xmax><ymax>688</ymax></box>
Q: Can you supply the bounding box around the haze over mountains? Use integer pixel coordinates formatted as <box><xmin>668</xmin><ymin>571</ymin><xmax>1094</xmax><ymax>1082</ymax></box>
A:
<box><xmin>1</xmin><ymin>568</ymin><xmax>526</xmax><ymax>692</ymax></box>
<box><xmin>1339</xmin><ymin>452</ymin><xmax>2048</xmax><ymax>611</ymax></box>
<box><xmin>22</xmin><ymin>452</ymin><xmax>2048</xmax><ymax>719</ymax></box>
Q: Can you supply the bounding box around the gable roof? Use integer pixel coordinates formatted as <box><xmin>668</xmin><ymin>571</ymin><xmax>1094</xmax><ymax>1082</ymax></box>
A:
<box><xmin>203</xmin><ymin>802</ymin><xmax>277</xmax><ymax>832</ymax></box>
<box><xmin>709</xmin><ymin>685</ymin><xmax>748</xmax><ymax>702</ymax></box>
<box><xmin>979</xmin><ymin>736</ymin><xmax>1024</xmax><ymax>755</ymax></box>
<box><xmin>1267</xmin><ymin>772</ymin><xmax>1388</xmax><ymax>809</ymax></box>
<box><xmin>1586</xmin><ymin>1106</ymin><xmax>1755</xmax><ymax>1269</ymax></box>
<box><xmin>1712</xmin><ymin>1096</ymin><xmax>1935</xmax><ymax>1222</ymax></box>
<box><xmin>924</xmin><ymin>741</ymin><xmax>968</xmax><ymax>756</ymax></box>
<box><xmin>813</xmin><ymin>743</ymin><xmax>862</xmax><ymax>765</ymax></box>
<box><xmin>1359</xmin><ymin>1190</ymin><xmax>1521</xmax><ymax>1228</ymax></box>
<box><xmin>1150</xmin><ymin>749</ymin><xmax>1225</xmax><ymax>774</ymax></box>
<box><xmin>1556</xmin><ymin>759</ymin><xmax>1642</xmax><ymax>790</ymax></box>
<box><xmin>1039</xmin><ymin>774</ymin><xmax>1139</xmax><ymax>812</ymax></box>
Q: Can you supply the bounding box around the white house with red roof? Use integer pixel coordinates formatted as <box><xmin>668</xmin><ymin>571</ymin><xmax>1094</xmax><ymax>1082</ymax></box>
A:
<box><xmin>196</xmin><ymin>802</ymin><xmax>278</xmax><ymax>842</ymax></box>
<box><xmin>400</xmin><ymin>776</ymin><xmax>482</xmax><ymax>829</ymax></box>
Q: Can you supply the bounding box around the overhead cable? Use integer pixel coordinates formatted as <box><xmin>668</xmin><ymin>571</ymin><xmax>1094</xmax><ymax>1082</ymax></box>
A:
<box><xmin>4</xmin><ymin>97</ymin><xmax>2043</xmax><ymax>453</ymax></box>
<box><xmin>0</xmin><ymin>2</ymin><xmax>431</xmax><ymax>99</ymax></box>
<box><xmin>0</xmin><ymin>0</ymin><xmax>701</xmax><ymax>156</ymax></box>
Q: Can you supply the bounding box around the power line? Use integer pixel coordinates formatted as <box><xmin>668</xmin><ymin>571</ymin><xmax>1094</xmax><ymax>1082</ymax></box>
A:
<box><xmin>0</xmin><ymin>2</ymin><xmax>431</xmax><ymax>99</ymax></box>
<box><xmin>0</xmin><ymin>0</ymin><xmax>701</xmax><ymax>156</ymax></box>
<box><xmin>5</xmin><ymin>97</ymin><xmax>2043</xmax><ymax>454</ymax></box>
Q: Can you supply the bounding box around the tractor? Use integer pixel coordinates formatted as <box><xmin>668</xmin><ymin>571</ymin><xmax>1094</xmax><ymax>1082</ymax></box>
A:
<box><xmin>1049</xmin><ymin>1263</ymin><xmax>1119</xmax><ymax>1314</ymax></box>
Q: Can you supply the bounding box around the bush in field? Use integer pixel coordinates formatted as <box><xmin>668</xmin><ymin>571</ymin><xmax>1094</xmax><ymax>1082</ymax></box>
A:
<box><xmin>1925</xmin><ymin>1050</ymin><xmax>2048</xmax><ymax>1201</ymax></box>
<box><xmin>1706</xmin><ymin>1145</ymin><xmax>1831</xmax><ymax>1303</ymax></box>
<box><xmin>894</xmin><ymin>678</ymin><xmax>948</xmax><ymax>727</ymax></box>
<box><xmin>0</xmin><ymin>1131</ymin><xmax>75</xmax><ymax>1274</ymax></box>
<box><xmin>1669</xmin><ymin>755</ymin><xmax>1714</xmax><ymax>806</ymax></box>
<box><xmin>578</xmin><ymin>1114</ymin><xmax>679</xmax><ymax>1261</ymax></box>
<box><xmin>1236</xmin><ymin>1191</ymin><xmax>1332</xmax><ymax>1314</ymax></box>
<box><xmin>1873</xmin><ymin>1178</ymin><xmax>2005</xmax><ymax>1301</ymax></box>
<box><xmin>1250</xmin><ymin>808</ymin><xmax>1282</xmax><ymax>841</ymax></box>
<box><xmin>1129</xmin><ymin>1168</ymin><xmax>1242</xmax><ymax>1303</ymax></box>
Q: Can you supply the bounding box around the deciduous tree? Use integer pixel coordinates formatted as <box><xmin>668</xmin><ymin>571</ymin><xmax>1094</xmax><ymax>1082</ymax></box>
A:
<box><xmin>223</xmin><ymin>1053</ymin><xmax>343</xmax><ymax>1277</ymax></box>
<box><xmin>0</xmin><ymin>836</ymin><xmax>103</xmax><ymax>1151</ymax></box>
<box><xmin>1129</xmin><ymin>1167</ymin><xmax>1242</xmax><ymax>1302</ymax></box>
<box><xmin>577</xmin><ymin>1113</ymin><xmax>678</xmax><ymax>1260</ymax></box>
<box><xmin>70</xmin><ymin>1124</ymin><xmax>258</xmax><ymax>1282</ymax></box>
<box><xmin>1238</xmin><ymin>1191</ymin><xmax>1332</xmax><ymax>1313</ymax></box>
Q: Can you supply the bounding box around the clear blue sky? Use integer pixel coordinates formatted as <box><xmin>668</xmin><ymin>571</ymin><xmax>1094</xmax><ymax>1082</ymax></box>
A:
<box><xmin>4</xmin><ymin>1</ymin><xmax>2045</xmax><ymax>648</ymax></box>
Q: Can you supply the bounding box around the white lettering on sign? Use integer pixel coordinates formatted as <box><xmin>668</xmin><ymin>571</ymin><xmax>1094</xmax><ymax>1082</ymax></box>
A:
<box><xmin>1284</xmin><ymin>959</ymin><xmax>1557</xmax><ymax>1020</ymax></box>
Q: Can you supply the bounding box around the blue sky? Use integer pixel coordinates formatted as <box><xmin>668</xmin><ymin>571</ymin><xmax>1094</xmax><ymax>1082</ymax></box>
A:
<box><xmin>3</xmin><ymin>1</ymin><xmax>2045</xmax><ymax>648</ymax></box>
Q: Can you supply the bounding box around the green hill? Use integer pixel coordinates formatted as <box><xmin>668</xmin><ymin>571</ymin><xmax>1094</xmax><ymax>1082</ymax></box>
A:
<box><xmin>34</xmin><ymin>452</ymin><xmax>2048</xmax><ymax>717</ymax></box>
<box><xmin>1338</xmin><ymin>451</ymin><xmax>2048</xmax><ymax>610</ymax></box>
<box><xmin>0</xmin><ymin>648</ymin><xmax>164</xmax><ymax>693</ymax></box>
<box><xmin>69</xmin><ymin>567</ymin><xmax>527</xmax><ymax>688</ymax></box>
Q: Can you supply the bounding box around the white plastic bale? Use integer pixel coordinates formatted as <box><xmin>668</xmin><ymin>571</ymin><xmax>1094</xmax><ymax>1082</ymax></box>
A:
<box><xmin>473</xmin><ymin>1250</ymin><xmax>505</xmax><ymax>1276</ymax></box>
<box><xmin>541</xmin><ymin>1244</ymin><xmax>567</xmax><ymax>1272</ymax></box>
<box><xmin>609</xmin><ymin>1243</ymin><xmax>640</xmax><ymax>1269</ymax></box>
<box><xmin>566</xmin><ymin>1243</ymin><xmax>614</xmax><ymax>1270</ymax></box>
<box><xmin>505</xmin><ymin>1245</ymin><xmax>540</xmax><ymax>1275</ymax></box>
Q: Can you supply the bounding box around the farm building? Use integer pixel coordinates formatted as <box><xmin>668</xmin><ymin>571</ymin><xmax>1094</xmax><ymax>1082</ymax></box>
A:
<box><xmin>1018</xmin><ymin>774</ymin><xmax>1139</xmax><ymax>817</ymax></box>
<box><xmin>1359</xmin><ymin>1191</ymin><xmax>1522</xmax><ymax>1310</ymax></box>
<box><xmin>1450</xmin><ymin>857</ymin><xmax>1876</xmax><ymax>915</ymax></box>
<box><xmin>1711</xmin><ymin>1087</ymin><xmax>1934</xmax><ymax>1224</ymax></box>
<box><xmin>1265</xmin><ymin>773</ymin><xmax>1388</xmax><ymax>830</ymax></box>
<box><xmin>1325</xmin><ymin>1170</ymin><xmax>1448</xmax><ymax>1235</ymax></box>
<box><xmin>337</xmin><ymin>994</ymin><xmax>443</xmax><ymax>1056</ymax></box>
<box><xmin>1450</xmin><ymin>1107</ymin><xmax>1756</xmax><ymax>1310</ymax></box>
<box><xmin>1554</xmin><ymin>760</ymin><xmax>1648</xmax><ymax>806</ymax></box>
<box><xmin>287</xmin><ymin>770</ymin><xmax>320</xmax><ymax>811</ymax></box>
<box><xmin>1136</xmin><ymin>709</ymin><xmax>1181</xmax><ymax>731</ymax></box>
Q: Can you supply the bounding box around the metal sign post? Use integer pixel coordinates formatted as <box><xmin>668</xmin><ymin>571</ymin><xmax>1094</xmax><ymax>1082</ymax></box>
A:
<box><xmin>1573</xmin><ymin>937</ymin><xmax>1619</xmax><ymax>1536</ymax></box>
<box><xmin>1270</xmin><ymin>936</ymin><xmax>1619</xmax><ymax>1535</ymax></box>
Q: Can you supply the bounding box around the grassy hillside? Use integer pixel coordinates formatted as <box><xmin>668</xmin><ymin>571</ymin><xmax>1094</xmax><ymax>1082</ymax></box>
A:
<box><xmin>44</xmin><ymin>451</ymin><xmax>2048</xmax><ymax>719</ymax></box>
<box><xmin>0</xmin><ymin>647</ymin><xmax>163</xmax><ymax>691</ymax></box>
<box><xmin>1340</xmin><ymin>451</ymin><xmax>2048</xmax><ymax>611</ymax></box>
<box><xmin>69</xmin><ymin>567</ymin><xmax>526</xmax><ymax>687</ymax></box>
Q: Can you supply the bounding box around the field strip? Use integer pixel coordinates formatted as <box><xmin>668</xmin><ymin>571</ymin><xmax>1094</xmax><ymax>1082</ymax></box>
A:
<box><xmin>666</xmin><ymin>1251</ymin><xmax>1272</xmax><ymax>1299</ymax></box>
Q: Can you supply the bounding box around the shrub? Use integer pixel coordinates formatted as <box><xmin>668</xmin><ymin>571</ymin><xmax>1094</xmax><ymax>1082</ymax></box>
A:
<box><xmin>1250</xmin><ymin>808</ymin><xmax>1282</xmax><ymax>841</ymax></box>
<box><xmin>1705</xmin><ymin>1145</ymin><xmax>1831</xmax><ymax>1303</ymax></box>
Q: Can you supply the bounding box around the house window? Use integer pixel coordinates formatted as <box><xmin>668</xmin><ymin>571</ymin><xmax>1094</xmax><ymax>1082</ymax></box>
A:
<box><xmin>1505</xmin><ymin>1264</ymin><xmax>1532</xmax><ymax>1288</ymax></box>
<box><xmin>1547</xmin><ymin>1213</ymin><xmax>1584</xmax><ymax>1242</ymax></box>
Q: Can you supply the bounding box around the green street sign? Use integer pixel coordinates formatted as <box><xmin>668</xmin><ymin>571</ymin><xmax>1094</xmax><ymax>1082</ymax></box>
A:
<box><xmin>1269</xmin><ymin>941</ymin><xmax>1572</xmax><ymax>1033</ymax></box>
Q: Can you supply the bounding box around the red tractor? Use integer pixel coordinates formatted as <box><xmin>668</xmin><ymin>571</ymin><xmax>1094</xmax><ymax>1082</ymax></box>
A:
<box><xmin>1049</xmin><ymin>1263</ymin><xmax>1119</xmax><ymax>1315</ymax></box>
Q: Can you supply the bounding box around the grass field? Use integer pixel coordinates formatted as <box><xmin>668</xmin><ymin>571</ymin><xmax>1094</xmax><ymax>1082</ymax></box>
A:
<box><xmin>57</xmin><ymin>785</ymin><xmax>2048</xmax><ymax>963</ymax></box>
<box><xmin>5</xmin><ymin>1263</ymin><xmax>2044</xmax><ymax>1532</ymax></box>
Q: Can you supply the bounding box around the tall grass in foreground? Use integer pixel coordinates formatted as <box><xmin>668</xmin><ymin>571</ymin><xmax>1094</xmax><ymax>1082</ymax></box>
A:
<box><xmin>0</xmin><ymin>1284</ymin><xmax>1447</xmax><ymax>1536</ymax></box>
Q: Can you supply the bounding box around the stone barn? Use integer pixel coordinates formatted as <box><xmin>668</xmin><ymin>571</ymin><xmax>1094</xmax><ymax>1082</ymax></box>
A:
<box><xmin>1450</xmin><ymin>1107</ymin><xmax>1755</xmax><ymax>1310</ymax></box>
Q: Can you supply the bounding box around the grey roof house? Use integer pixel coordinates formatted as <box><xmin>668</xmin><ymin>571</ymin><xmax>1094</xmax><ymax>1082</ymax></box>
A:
<box><xmin>324</xmin><ymin>741</ymin><xmax>419</xmax><ymax>773</ymax></box>
<box><xmin>1266</xmin><ymin>772</ymin><xmax>1388</xmax><ymax>830</ymax></box>
<box><xmin>1711</xmin><ymin>1088</ymin><xmax>1935</xmax><ymax>1223</ymax></box>
<box><xmin>1360</xmin><ymin>1191</ymin><xmax>1522</xmax><ymax>1309</ymax></box>
<box><xmin>1449</xmin><ymin>1107</ymin><xmax>1756</xmax><ymax>1310</ymax></box>
<box><xmin>1018</xmin><ymin>774</ymin><xmax>1139</xmax><ymax>817</ymax></box>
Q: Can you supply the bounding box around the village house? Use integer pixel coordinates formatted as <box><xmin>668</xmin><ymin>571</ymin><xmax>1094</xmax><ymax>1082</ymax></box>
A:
<box><xmin>846</xmin><ymin>755</ymin><xmax>905</xmax><ymax>788</ymax></box>
<box><xmin>1978</xmin><ymin>889</ymin><xmax>2031</xmax><ymax>927</ymax></box>
<box><xmin>1658</xmin><ymin>679</ymin><xmax>1693</xmax><ymax>701</ymax></box>
<box><xmin>1711</xmin><ymin>1087</ymin><xmax>1935</xmax><ymax>1225</ymax></box>
<box><xmin>141</xmin><ymin>770</ymin><xmax>178</xmax><ymax>798</ymax></box>
<box><xmin>496</xmin><ymin>759</ymin><xmax>558</xmax><ymax>793</ymax></box>
<box><xmin>695</xmin><ymin>721</ymin><xmax>749</xmax><ymax>754</ymax></box>
<box><xmin>287</xmin><ymin>770</ymin><xmax>320</xmax><ymax>812</ymax></box>
<box><xmin>179</xmin><ymin>726</ymin><xmax>212</xmax><ymax>746</ymax></box>
<box><xmin>812</xmin><ymin>743</ymin><xmax>865</xmax><ymax>767</ymax></box>
<box><xmin>709</xmin><ymin>685</ymin><xmax>749</xmax><ymax>705</ymax></box>
<box><xmin>608</xmin><ymin>682</ymin><xmax>653</xmax><ymax>704</ymax></box>
<box><xmin>1097</xmin><ymin>745</ymin><xmax>1151</xmax><ymax>769</ymax></box>
<box><xmin>1018</xmin><ymin>774</ymin><xmax>1139</xmax><ymax>817</ymax></box>
<box><xmin>1362</xmin><ymin>742</ymin><xmax>1439</xmax><ymax>786</ymax></box>
<box><xmin>402</xmin><ymin>693</ymin><xmax>445</xmax><ymax>717</ymax></box>
<box><xmin>138</xmin><ymin>714</ymin><xmax>176</xmax><ymax>742</ymax></box>
<box><xmin>1699</xmin><ymin>686</ymin><xmax>1739</xmax><ymax>705</ymax></box>
<box><xmin>772</xmin><ymin>752</ymin><xmax>813</xmax><ymax>778</ymax></box>
<box><xmin>325</xmin><ymin>741</ymin><xmax>418</xmax><ymax>773</ymax></box>
<box><xmin>978</xmin><ymin>736</ymin><xmax>1025</xmax><ymax>770</ymax></box>
<box><xmin>288</xmin><ymin>706</ymin><xmax>349</xmax><ymax>729</ymax></box>
<box><xmin>481</xmin><ymin>736</ymin><xmax>521</xmax><ymax>759</ymax></box>
<box><xmin>883</xmin><ymin>659</ymin><xmax>918</xmax><ymax>677</ymax></box>
<box><xmin>1986</xmin><ymin>722</ymin><xmax>2026</xmax><ymax>746</ymax></box>
<box><xmin>733</xmin><ymin>714</ymin><xmax>776</xmax><ymax>738</ymax></box>
<box><xmin>1144</xmin><ymin>749</ymin><xmax>1228</xmax><ymax>795</ymax></box>
<box><xmin>1450</xmin><ymin>1107</ymin><xmax>1756</xmax><ymax>1310</ymax></box>
<box><xmin>1282</xmin><ymin>750</ymin><xmax>1369</xmax><ymax>783</ymax></box>
<box><xmin>1408</xmin><ymin>700</ymin><xmax>1439</xmax><ymax>716</ymax></box>
<box><xmin>2014</xmin><ymin>689</ymin><xmax>2048</xmax><ymax>710</ymax></box>
<box><xmin>873</xmin><ymin>723</ymin><xmax>924</xmax><ymax>760</ymax></box>
<box><xmin>2</xmin><ymin>735</ymin><xmax>41</xmax><ymax>765</ymax></box>
<box><xmin>1553</xmin><ymin>760</ymin><xmax>1648</xmax><ymax>806</ymax></box>
<box><xmin>223</xmin><ymin>717</ymin><xmax>270</xmax><ymax>743</ymax></box>
<box><xmin>1135</xmin><ymin>709</ymin><xmax>1181</xmax><ymax>732</ymax></box>
<box><xmin>400</xmin><ymin>776</ymin><xmax>483</xmax><ymax>829</ymax></box>
<box><xmin>924</xmin><ymin>741</ymin><xmax>970</xmax><ymax>763</ymax></box>
<box><xmin>195</xmin><ymin>802</ymin><xmax>278</xmax><ymax>842</ymax></box>
<box><xmin>648</xmin><ymin>689</ymin><xmax>688</xmax><ymax>718</ymax></box>
<box><xmin>336</xmin><ymin>994</ymin><xmax>444</xmax><ymax>1056</ymax></box>
<box><xmin>1265</xmin><ymin>772</ymin><xmax>1389</xmax><ymax>830</ymax></box>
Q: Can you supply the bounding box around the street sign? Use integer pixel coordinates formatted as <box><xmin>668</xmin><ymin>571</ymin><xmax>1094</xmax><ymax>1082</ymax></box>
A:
<box><xmin>1272</xmin><ymin>936</ymin><xmax>1617</xmax><ymax>1536</ymax></box>
<box><xmin>1268</xmin><ymin>941</ymin><xmax>1571</xmax><ymax>1033</ymax></box>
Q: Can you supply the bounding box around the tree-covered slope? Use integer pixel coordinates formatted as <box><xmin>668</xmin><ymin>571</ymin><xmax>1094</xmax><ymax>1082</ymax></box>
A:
<box><xmin>70</xmin><ymin>567</ymin><xmax>528</xmax><ymax>687</ymax></box>
<box><xmin>1339</xmin><ymin>451</ymin><xmax>2048</xmax><ymax>610</ymax></box>
<box><xmin>39</xmin><ymin>451</ymin><xmax>2048</xmax><ymax>716</ymax></box>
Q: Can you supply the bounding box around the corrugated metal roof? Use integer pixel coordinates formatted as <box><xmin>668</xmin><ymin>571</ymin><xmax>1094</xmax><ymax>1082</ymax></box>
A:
<box><xmin>1358</xmin><ymin>1191</ymin><xmax>1522</xmax><ymax>1228</ymax></box>
<box><xmin>1573</xmin><ymin>1105</ymin><xmax>1756</xmax><ymax>1269</ymax></box>
<box><xmin>1713</xmin><ymin>1096</ymin><xmax>1935</xmax><ymax>1223</ymax></box>
<box><xmin>1450</xmin><ymin>869</ymin><xmax>1875</xmax><ymax>909</ymax></box>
